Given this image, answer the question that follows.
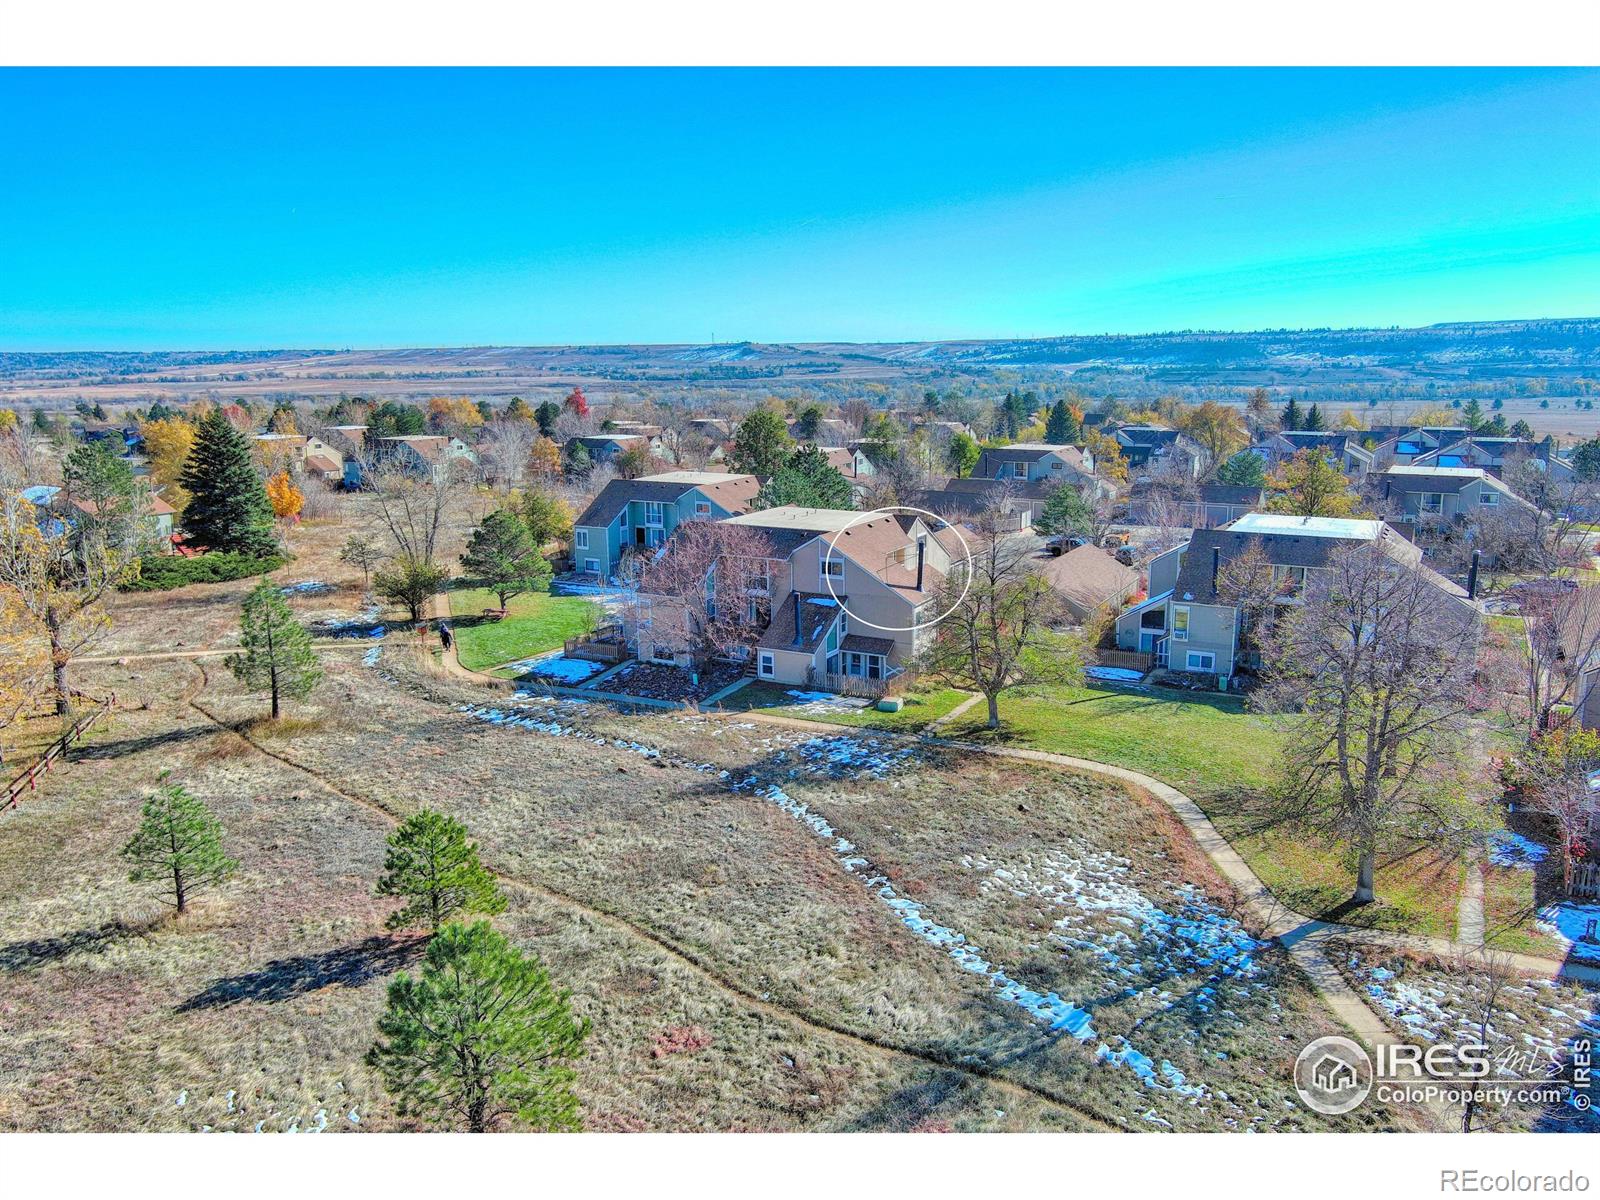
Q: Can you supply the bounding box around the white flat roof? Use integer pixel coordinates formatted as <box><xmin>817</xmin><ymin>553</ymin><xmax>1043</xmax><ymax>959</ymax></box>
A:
<box><xmin>639</xmin><ymin>470</ymin><xmax>748</xmax><ymax>485</ymax></box>
<box><xmin>1228</xmin><ymin>513</ymin><xmax>1383</xmax><ymax>540</ymax></box>
<box><xmin>723</xmin><ymin>505</ymin><xmax>862</xmax><ymax>532</ymax></box>
<box><xmin>1385</xmin><ymin>465</ymin><xmax>1487</xmax><ymax>478</ymax></box>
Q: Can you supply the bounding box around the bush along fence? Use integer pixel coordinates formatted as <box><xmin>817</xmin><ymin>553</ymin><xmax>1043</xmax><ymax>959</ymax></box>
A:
<box><xmin>2</xmin><ymin>694</ymin><xmax>116</xmax><ymax>813</ymax></box>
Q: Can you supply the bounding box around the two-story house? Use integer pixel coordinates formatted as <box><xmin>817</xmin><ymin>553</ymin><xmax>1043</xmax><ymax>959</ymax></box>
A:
<box><xmin>1111</xmin><ymin>426</ymin><xmax>1203</xmax><ymax>478</ymax></box>
<box><xmin>972</xmin><ymin>442</ymin><xmax>1097</xmax><ymax>489</ymax></box>
<box><xmin>1410</xmin><ymin>435</ymin><xmax>1573</xmax><ymax>481</ymax></box>
<box><xmin>714</xmin><ymin>506</ymin><xmax>966</xmax><ymax>688</ymax></box>
<box><xmin>1371</xmin><ymin>465</ymin><xmax>1533</xmax><ymax>522</ymax></box>
<box><xmin>1128</xmin><ymin>482</ymin><xmax>1265</xmax><ymax>529</ymax></box>
<box><xmin>344</xmin><ymin>435</ymin><xmax>478</xmax><ymax>488</ymax></box>
<box><xmin>1257</xmin><ymin>431</ymin><xmax>1374</xmax><ymax>476</ymax></box>
<box><xmin>1113</xmin><ymin>512</ymin><xmax>1471</xmax><ymax>682</ymax></box>
<box><xmin>1365</xmin><ymin>426</ymin><xmax>1471</xmax><ymax>468</ymax></box>
<box><xmin>572</xmin><ymin>471</ymin><xmax>762</xmax><ymax>579</ymax></box>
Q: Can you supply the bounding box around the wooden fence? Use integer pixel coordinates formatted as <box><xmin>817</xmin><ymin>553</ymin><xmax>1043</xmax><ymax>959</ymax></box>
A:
<box><xmin>1574</xmin><ymin>862</ymin><xmax>1599</xmax><ymax>899</ymax></box>
<box><xmin>1092</xmin><ymin>649</ymin><xmax>1154</xmax><ymax>672</ymax></box>
<box><xmin>2</xmin><ymin>695</ymin><xmax>115</xmax><ymax>813</ymax></box>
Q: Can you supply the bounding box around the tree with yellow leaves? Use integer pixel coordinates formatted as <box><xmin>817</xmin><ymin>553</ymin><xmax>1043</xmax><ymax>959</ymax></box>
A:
<box><xmin>528</xmin><ymin>435</ymin><xmax>562</xmax><ymax>479</ymax></box>
<box><xmin>1265</xmin><ymin>450</ymin><xmax>1365</xmax><ymax>518</ymax></box>
<box><xmin>139</xmin><ymin>416</ymin><xmax>197</xmax><ymax>510</ymax></box>
<box><xmin>1177</xmin><ymin>400</ymin><xmax>1249</xmax><ymax>477</ymax></box>
<box><xmin>0</xmin><ymin>564</ymin><xmax>48</xmax><ymax>755</ymax></box>
<box><xmin>1084</xmin><ymin>429</ymin><xmax>1127</xmax><ymax>483</ymax></box>
<box><xmin>266</xmin><ymin>470</ymin><xmax>305</xmax><ymax>522</ymax></box>
<box><xmin>426</xmin><ymin>396</ymin><xmax>485</xmax><ymax>438</ymax></box>
<box><xmin>0</xmin><ymin>409</ymin><xmax>17</xmax><ymax>432</ymax></box>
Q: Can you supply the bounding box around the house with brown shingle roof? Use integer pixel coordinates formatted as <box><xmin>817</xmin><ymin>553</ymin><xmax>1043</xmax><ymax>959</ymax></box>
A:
<box><xmin>720</xmin><ymin>506</ymin><xmax>969</xmax><ymax>687</ymax></box>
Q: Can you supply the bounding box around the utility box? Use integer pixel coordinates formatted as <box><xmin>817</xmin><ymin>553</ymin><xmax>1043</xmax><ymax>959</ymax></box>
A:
<box><xmin>876</xmin><ymin>696</ymin><xmax>904</xmax><ymax>713</ymax></box>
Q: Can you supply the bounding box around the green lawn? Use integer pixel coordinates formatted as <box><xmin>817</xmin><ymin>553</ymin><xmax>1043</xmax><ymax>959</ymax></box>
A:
<box><xmin>447</xmin><ymin>586</ymin><xmax>599</xmax><ymax>672</ymax></box>
<box><xmin>942</xmin><ymin>681</ymin><xmax>1464</xmax><ymax>936</ymax></box>
<box><xmin>724</xmin><ymin>682</ymin><xmax>975</xmax><ymax>733</ymax></box>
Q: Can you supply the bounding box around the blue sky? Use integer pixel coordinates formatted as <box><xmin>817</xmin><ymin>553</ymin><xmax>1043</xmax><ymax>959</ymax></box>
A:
<box><xmin>2</xmin><ymin>68</ymin><xmax>1596</xmax><ymax>349</ymax></box>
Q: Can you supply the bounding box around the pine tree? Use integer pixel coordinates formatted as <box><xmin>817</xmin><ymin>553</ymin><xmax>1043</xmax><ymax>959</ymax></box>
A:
<box><xmin>947</xmin><ymin>431</ymin><xmax>981</xmax><ymax>477</ymax></box>
<box><xmin>753</xmin><ymin>445</ymin><xmax>853</xmax><ymax>510</ymax></box>
<box><xmin>1216</xmin><ymin>449</ymin><xmax>1268</xmax><ymax>487</ymax></box>
<box><xmin>1044</xmin><ymin>399</ymin><xmax>1077</xmax><ymax>445</ymax></box>
<box><xmin>1280</xmin><ymin>397</ymin><xmax>1302</xmax><ymax>431</ymax></box>
<box><xmin>367</xmin><ymin>921</ymin><xmax>588</xmax><ymax>1132</ymax></box>
<box><xmin>121</xmin><ymin>778</ymin><xmax>238</xmax><ymax>914</ymax></box>
<box><xmin>461</xmin><ymin>510</ymin><xmax>552</xmax><ymax>608</ymax></box>
<box><xmin>1462</xmin><ymin>398</ymin><xmax>1485</xmax><ymax>430</ymax></box>
<box><xmin>1303</xmin><ymin>403</ymin><xmax>1326</xmax><ymax>431</ymax></box>
<box><xmin>376</xmin><ymin>810</ymin><xmax>507</xmax><ymax>932</ymax></box>
<box><xmin>179</xmin><ymin>409</ymin><xmax>277</xmax><ymax>556</ymax></box>
<box><xmin>1034</xmin><ymin>484</ymin><xmax>1094</xmax><ymax>538</ymax></box>
<box><xmin>339</xmin><ymin>533</ymin><xmax>384</xmax><ymax>592</ymax></box>
<box><xmin>225</xmin><ymin>579</ymin><xmax>322</xmax><ymax>719</ymax></box>
<box><xmin>728</xmin><ymin>410</ymin><xmax>793</xmax><ymax>476</ymax></box>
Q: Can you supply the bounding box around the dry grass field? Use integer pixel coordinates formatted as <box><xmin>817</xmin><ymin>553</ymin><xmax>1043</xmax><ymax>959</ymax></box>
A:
<box><xmin>0</xmin><ymin>497</ymin><xmax>1444</xmax><ymax>1132</ymax></box>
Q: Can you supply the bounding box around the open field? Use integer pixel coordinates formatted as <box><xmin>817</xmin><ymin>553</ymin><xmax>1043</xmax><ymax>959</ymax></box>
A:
<box><xmin>446</xmin><ymin>586</ymin><xmax>599</xmax><ymax>673</ymax></box>
<box><xmin>0</xmin><ymin>606</ymin><xmax>1422</xmax><ymax>1130</ymax></box>
<box><xmin>943</xmin><ymin>681</ymin><xmax>1466</xmax><ymax>937</ymax></box>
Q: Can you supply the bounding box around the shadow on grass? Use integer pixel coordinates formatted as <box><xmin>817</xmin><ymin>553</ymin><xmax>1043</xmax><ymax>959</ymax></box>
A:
<box><xmin>68</xmin><ymin>723</ymin><xmax>215</xmax><ymax>762</ymax></box>
<box><xmin>176</xmin><ymin>934</ymin><xmax>425</xmax><ymax>1011</ymax></box>
<box><xmin>0</xmin><ymin>919</ymin><xmax>154</xmax><ymax>973</ymax></box>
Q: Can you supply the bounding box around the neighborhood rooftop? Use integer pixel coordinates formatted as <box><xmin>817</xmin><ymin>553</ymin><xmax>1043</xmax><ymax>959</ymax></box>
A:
<box><xmin>1225</xmin><ymin>513</ymin><xmax>1384</xmax><ymax>540</ymax></box>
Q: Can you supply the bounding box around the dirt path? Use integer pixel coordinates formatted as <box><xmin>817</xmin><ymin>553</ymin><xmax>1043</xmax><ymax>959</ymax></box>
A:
<box><xmin>79</xmin><ymin>643</ymin><xmax>375</xmax><ymax>664</ymax></box>
<box><xmin>178</xmin><ymin>658</ymin><xmax>1118</xmax><ymax>1132</ymax></box>
<box><xmin>1458</xmin><ymin>856</ymin><xmax>1486</xmax><ymax>951</ymax></box>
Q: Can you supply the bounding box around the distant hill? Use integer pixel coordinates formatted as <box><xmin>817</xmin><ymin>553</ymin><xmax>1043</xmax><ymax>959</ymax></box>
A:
<box><xmin>4</xmin><ymin>318</ymin><xmax>1598</xmax><ymax>410</ymax></box>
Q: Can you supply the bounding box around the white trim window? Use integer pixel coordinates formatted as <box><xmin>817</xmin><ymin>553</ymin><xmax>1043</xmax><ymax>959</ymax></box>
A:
<box><xmin>758</xmin><ymin>652</ymin><xmax>775</xmax><ymax>678</ymax></box>
<box><xmin>1171</xmin><ymin>605</ymin><xmax>1190</xmax><ymax>641</ymax></box>
<box><xmin>1479</xmin><ymin>491</ymin><xmax>1498</xmax><ymax>506</ymax></box>
<box><xmin>821</xmin><ymin>553</ymin><xmax>844</xmax><ymax>590</ymax></box>
<box><xmin>1420</xmin><ymin>492</ymin><xmax>1444</xmax><ymax>514</ymax></box>
<box><xmin>644</xmin><ymin>501</ymin><xmax>665</xmax><ymax>527</ymax></box>
<box><xmin>574</xmin><ymin>528</ymin><xmax>589</xmax><ymax>550</ymax></box>
<box><xmin>1186</xmin><ymin>651</ymin><xmax>1216</xmax><ymax>672</ymax></box>
<box><xmin>584</xmin><ymin>558</ymin><xmax>601</xmax><ymax>575</ymax></box>
<box><xmin>695</xmin><ymin>500</ymin><xmax>712</xmax><ymax>516</ymax></box>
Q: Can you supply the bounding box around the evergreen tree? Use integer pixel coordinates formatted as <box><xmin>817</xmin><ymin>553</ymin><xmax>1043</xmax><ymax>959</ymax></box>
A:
<box><xmin>374</xmin><ymin>556</ymin><xmax>449</xmax><ymax>623</ymax></box>
<box><xmin>519</xmin><ymin>486</ymin><xmax>575</xmax><ymax>552</ymax></box>
<box><xmin>121</xmin><ymin>778</ymin><xmax>238</xmax><ymax>914</ymax></box>
<box><xmin>367</xmin><ymin>401</ymin><xmax>426</xmax><ymax>439</ymax></box>
<box><xmin>1509</xmin><ymin>419</ymin><xmax>1535</xmax><ymax>440</ymax></box>
<box><xmin>946</xmin><ymin>431</ymin><xmax>981</xmax><ymax>477</ymax></box>
<box><xmin>728</xmin><ymin>409</ymin><xmax>793</xmax><ymax>476</ymax></box>
<box><xmin>1571</xmin><ymin>437</ymin><xmax>1600</xmax><ymax>482</ymax></box>
<box><xmin>504</xmin><ymin>397</ymin><xmax>533</xmax><ymax>423</ymax></box>
<box><xmin>1215</xmin><ymin>449</ymin><xmax>1268</xmax><ymax>487</ymax></box>
<box><xmin>1280</xmin><ymin>397</ymin><xmax>1302</xmax><ymax>431</ymax></box>
<box><xmin>1302</xmin><ymin>403</ymin><xmax>1326</xmax><ymax>431</ymax></box>
<box><xmin>1044</xmin><ymin>399</ymin><xmax>1079</xmax><ymax>444</ymax></box>
<box><xmin>179</xmin><ymin>409</ymin><xmax>277</xmax><ymax>556</ymax></box>
<box><xmin>339</xmin><ymin>533</ymin><xmax>384</xmax><ymax>592</ymax></box>
<box><xmin>1033</xmin><ymin>485</ymin><xmax>1094</xmax><ymax>539</ymax></box>
<box><xmin>461</xmin><ymin>510</ymin><xmax>552</xmax><ymax>608</ymax></box>
<box><xmin>533</xmin><ymin>401</ymin><xmax>559</xmax><ymax>437</ymax></box>
<box><xmin>1462</xmin><ymin>398</ymin><xmax>1485</xmax><ymax>430</ymax></box>
<box><xmin>367</xmin><ymin>921</ymin><xmax>588</xmax><ymax>1132</ymax></box>
<box><xmin>792</xmin><ymin>404</ymin><xmax>824</xmax><ymax>441</ymax></box>
<box><xmin>376</xmin><ymin>810</ymin><xmax>507</xmax><ymax>932</ymax></box>
<box><xmin>225</xmin><ymin>579</ymin><xmax>322</xmax><ymax>719</ymax></box>
<box><xmin>754</xmin><ymin>445</ymin><xmax>853</xmax><ymax>510</ymax></box>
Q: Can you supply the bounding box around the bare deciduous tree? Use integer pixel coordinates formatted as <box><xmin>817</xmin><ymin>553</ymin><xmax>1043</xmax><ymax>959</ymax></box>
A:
<box><xmin>631</xmin><ymin>520</ymin><xmax>777</xmax><ymax>671</ymax></box>
<box><xmin>365</xmin><ymin>459</ymin><xmax>469</xmax><ymax>566</ymax></box>
<box><xmin>917</xmin><ymin>499</ymin><xmax>1076</xmax><ymax>728</ymax></box>
<box><xmin>1255</xmin><ymin>542</ymin><xmax>1488</xmax><ymax>905</ymax></box>
<box><xmin>1521</xmin><ymin>584</ymin><xmax>1600</xmax><ymax>741</ymax></box>
<box><xmin>477</xmin><ymin>419</ymin><xmax>538</xmax><ymax>490</ymax></box>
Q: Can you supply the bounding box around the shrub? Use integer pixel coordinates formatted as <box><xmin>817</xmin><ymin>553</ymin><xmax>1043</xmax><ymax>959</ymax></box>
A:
<box><xmin>121</xmin><ymin>551</ymin><xmax>287</xmax><ymax>591</ymax></box>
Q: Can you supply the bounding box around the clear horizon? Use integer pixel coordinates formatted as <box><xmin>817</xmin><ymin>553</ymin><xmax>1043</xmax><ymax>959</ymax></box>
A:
<box><xmin>3</xmin><ymin>67</ymin><xmax>1597</xmax><ymax>351</ymax></box>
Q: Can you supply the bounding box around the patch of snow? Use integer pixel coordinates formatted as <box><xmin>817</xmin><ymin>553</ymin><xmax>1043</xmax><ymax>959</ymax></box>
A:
<box><xmin>1535</xmin><ymin>900</ymin><xmax>1600</xmax><ymax>956</ymax></box>
<box><xmin>1085</xmin><ymin>666</ymin><xmax>1146</xmax><ymax>683</ymax></box>
<box><xmin>504</xmin><ymin>655</ymin><xmax>604</xmax><ymax>684</ymax></box>
<box><xmin>279</xmin><ymin>580</ymin><xmax>333</xmax><ymax>596</ymax></box>
<box><xmin>781</xmin><ymin>690</ymin><xmax>871</xmax><ymax>714</ymax></box>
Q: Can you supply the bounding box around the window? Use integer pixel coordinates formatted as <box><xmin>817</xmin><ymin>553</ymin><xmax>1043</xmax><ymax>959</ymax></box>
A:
<box><xmin>1420</xmin><ymin>492</ymin><xmax>1444</xmax><ymax>514</ymax></box>
<box><xmin>1172</xmin><ymin>606</ymin><xmax>1190</xmax><ymax>641</ymax></box>
<box><xmin>695</xmin><ymin>501</ymin><xmax>711</xmax><ymax>516</ymax></box>
<box><xmin>574</xmin><ymin>529</ymin><xmax>589</xmax><ymax>550</ymax></box>
<box><xmin>1479</xmin><ymin>491</ymin><xmax>1498</xmax><ymax>506</ymax></box>
<box><xmin>584</xmin><ymin>558</ymin><xmax>600</xmax><ymax>575</ymax></box>
<box><xmin>646</xmin><ymin>526</ymin><xmax>665</xmax><ymax>548</ymax></box>
<box><xmin>1186</xmin><ymin>651</ymin><xmax>1216</xmax><ymax>672</ymax></box>
<box><xmin>1051</xmin><ymin>461</ymin><xmax>1062</xmax><ymax>471</ymax></box>
<box><xmin>644</xmin><ymin>501</ymin><xmax>665</xmax><ymax>527</ymax></box>
<box><xmin>821</xmin><ymin>554</ymin><xmax>844</xmax><ymax>589</ymax></box>
<box><xmin>758</xmin><ymin>652</ymin><xmax>775</xmax><ymax>678</ymax></box>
